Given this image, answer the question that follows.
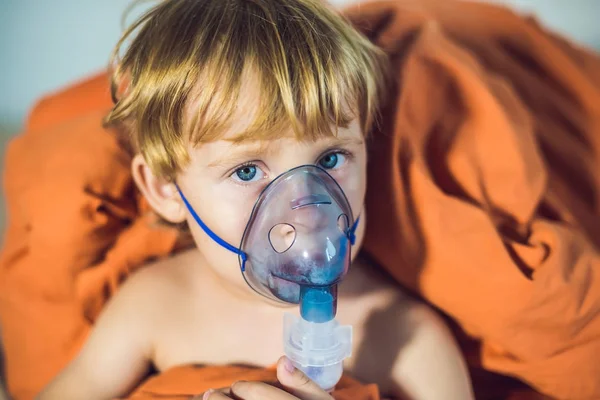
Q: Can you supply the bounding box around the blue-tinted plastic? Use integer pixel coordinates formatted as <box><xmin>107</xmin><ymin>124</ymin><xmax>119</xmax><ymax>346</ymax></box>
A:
<box><xmin>177</xmin><ymin>165</ymin><xmax>358</xmax><ymax>307</ymax></box>
<box><xmin>300</xmin><ymin>285</ymin><xmax>337</xmax><ymax>323</ymax></box>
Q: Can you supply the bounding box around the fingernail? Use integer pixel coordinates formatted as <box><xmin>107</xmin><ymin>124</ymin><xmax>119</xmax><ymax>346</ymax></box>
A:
<box><xmin>283</xmin><ymin>357</ymin><xmax>295</xmax><ymax>373</ymax></box>
<box><xmin>202</xmin><ymin>389</ymin><xmax>213</xmax><ymax>400</ymax></box>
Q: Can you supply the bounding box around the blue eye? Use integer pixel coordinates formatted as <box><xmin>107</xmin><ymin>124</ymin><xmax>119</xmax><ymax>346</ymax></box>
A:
<box><xmin>236</xmin><ymin>165</ymin><xmax>256</xmax><ymax>181</ymax></box>
<box><xmin>318</xmin><ymin>152</ymin><xmax>346</xmax><ymax>170</ymax></box>
<box><xmin>232</xmin><ymin>164</ymin><xmax>265</xmax><ymax>183</ymax></box>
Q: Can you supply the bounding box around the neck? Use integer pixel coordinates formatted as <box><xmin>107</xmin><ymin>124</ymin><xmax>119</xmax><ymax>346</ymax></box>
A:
<box><xmin>193</xmin><ymin>249</ymin><xmax>297</xmax><ymax>313</ymax></box>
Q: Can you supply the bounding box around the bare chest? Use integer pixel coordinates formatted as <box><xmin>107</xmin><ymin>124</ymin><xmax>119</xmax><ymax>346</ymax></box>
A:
<box><xmin>151</xmin><ymin>297</ymin><xmax>288</xmax><ymax>370</ymax></box>
<box><xmin>150</xmin><ymin>259</ymin><xmax>404</xmax><ymax>394</ymax></box>
<box><xmin>154</xmin><ymin>296</ymin><xmax>400</xmax><ymax>391</ymax></box>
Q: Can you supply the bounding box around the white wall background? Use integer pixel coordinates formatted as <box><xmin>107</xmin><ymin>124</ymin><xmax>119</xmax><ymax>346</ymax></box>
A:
<box><xmin>0</xmin><ymin>0</ymin><xmax>599</xmax><ymax>135</ymax></box>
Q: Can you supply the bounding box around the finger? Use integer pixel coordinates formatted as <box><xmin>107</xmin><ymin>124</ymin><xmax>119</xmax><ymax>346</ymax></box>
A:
<box><xmin>230</xmin><ymin>381</ymin><xmax>298</xmax><ymax>399</ymax></box>
<box><xmin>205</xmin><ymin>391</ymin><xmax>232</xmax><ymax>400</ymax></box>
<box><xmin>276</xmin><ymin>357</ymin><xmax>333</xmax><ymax>400</ymax></box>
<box><xmin>196</xmin><ymin>388</ymin><xmax>233</xmax><ymax>400</ymax></box>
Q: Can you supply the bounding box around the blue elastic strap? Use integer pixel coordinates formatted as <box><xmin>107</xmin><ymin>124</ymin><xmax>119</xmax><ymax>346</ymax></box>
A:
<box><xmin>348</xmin><ymin>216</ymin><xmax>360</xmax><ymax>246</ymax></box>
<box><xmin>175</xmin><ymin>184</ymin><xmax>248</xmax><ymax>271</ymax></box>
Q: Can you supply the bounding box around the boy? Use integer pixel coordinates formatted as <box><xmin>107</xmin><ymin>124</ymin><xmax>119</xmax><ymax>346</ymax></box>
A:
<box><xmin>39</xmin><ymin>0</ymin><xmax>474</xmax><ymax>398</ymax></box>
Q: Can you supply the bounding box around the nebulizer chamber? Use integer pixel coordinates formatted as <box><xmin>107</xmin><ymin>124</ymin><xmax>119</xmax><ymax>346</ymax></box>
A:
<box><xmin>239</xmin><ymin>166</ymin><xmax>355</xmax><ymax>391</ymax></box>
<box><xmin>283</xmin><ymin>285</ymin><xmax>352</xmax><ymax>391</ymax></box>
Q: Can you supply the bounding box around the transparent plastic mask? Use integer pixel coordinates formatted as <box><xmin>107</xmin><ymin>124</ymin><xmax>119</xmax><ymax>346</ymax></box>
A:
<box><xmin>239</xmin><ymin>165</ymin><xmax>356</xmax><ymax>306</ymax></box>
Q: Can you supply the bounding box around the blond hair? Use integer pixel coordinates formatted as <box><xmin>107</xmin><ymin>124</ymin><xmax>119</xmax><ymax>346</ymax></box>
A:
<box><xmin>105</xmin><ymin>0</ymin><xmax>389</xmax><ymax>178</ymax></box>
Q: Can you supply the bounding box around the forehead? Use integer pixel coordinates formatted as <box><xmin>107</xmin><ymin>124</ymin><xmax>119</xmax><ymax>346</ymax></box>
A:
<box><xmin>184</xmin><ymin>67</ymin><xmax>361</xmax><ymax>146</ymax></box>
<box><xmin>186</xmin><ymin>119</ymin><xmax>364</xmax><ymax>172</ymax></box>
<box><xmin>202</xmin><ymin>118</ymin><xmax>364</xmax><ymax>157</ymax></box>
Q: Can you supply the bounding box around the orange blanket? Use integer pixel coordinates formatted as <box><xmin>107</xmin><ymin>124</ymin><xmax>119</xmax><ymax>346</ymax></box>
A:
<box><xmin>1</xmin><ymin>0</ymin><xmax>600</xmax><ymax>399</ymax></box>
<box><xmin>125</xmin><ymin>366</ymin><xmax>379</xmax><ymax>400</ymax></box>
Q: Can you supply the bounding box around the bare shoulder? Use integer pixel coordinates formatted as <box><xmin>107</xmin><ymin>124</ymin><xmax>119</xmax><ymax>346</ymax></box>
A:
<box><xmin>82</xmin><ymin>250</ymin><xmax>197</xmax><ymax>341</ymax></box>
<box><xmin>338</xmin><ymin>257</ymin><xmax>471</xmax><ymax>399</ymax></box>
<box><xmin>36</xmin><ymin>252</ymin><xmax>201</xmax><ymax>400</ymax></box>
<box><xmin>106</xmin><ymin>249</ymin><xmax>201</xmax><ymax>329</ymax></box>
<box><xmin>120</xmin><ymin>249</ymin><xmax>200</xmax><ymax>300</ymax></box>
<box><xmin>343</xmin><ymin>254</ymin><xmax>459</xmax><ymax>347</ymax></box>
<box><xmin>342</xmin><ymin>255</ymin><xmax>473</xmax><ymax>399</ymax></box>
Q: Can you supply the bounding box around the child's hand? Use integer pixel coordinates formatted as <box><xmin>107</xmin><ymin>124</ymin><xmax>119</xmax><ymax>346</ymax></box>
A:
<box><xmin>200</xmin><ymin>356</ymin><xmax>333</xmax><ymax>400</ymax></box>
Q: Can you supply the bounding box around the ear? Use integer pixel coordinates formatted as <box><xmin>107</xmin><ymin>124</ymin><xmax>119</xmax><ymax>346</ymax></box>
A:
<box><xmin>131</xmin><ymin>154</ymin><xmax>187</xmax><ymax>223</ymax></box>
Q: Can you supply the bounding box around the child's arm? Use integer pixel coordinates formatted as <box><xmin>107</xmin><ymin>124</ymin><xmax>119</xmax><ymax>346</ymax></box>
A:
<box><xmin>391</xmin><ymin>301</ymin><xmax>475</xmax><ymax>400</ymax></box>
<box><xmin>37</xmin><ymin>272</ymin><xmax>156</xmax><ymax>400</ymax></box>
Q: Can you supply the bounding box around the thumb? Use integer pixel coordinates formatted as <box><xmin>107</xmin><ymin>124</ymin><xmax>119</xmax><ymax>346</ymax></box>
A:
<box><xmin>276</xmin><ymin>356</ymin><xmax>334</xmax><ymax>400</ymax></box>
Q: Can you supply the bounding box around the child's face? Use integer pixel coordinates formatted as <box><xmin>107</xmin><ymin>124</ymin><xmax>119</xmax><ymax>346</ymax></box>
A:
<box><xmin>133</xmin><ymin>81</ymin><xmax>367</xmax><ymax>301</ymax></box>
<box><xmin>175</xmin><ymin>120</ymin><xmax>367</xmax><ymax>299</ymax></box>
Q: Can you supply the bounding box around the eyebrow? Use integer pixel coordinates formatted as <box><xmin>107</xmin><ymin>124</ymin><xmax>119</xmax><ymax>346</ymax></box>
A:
<box><xmin>327</xmin><ymin>137</ymin><xmax>364</xmax><ymax>147</ymax></box>
<box><xmin>207</xmin><ymin>136</ymin><xmax>363</xmax><ymax>168</ymax></box>
<box><xmin>207</xmin><ymin>143</ymin><xmax>274</xmax><ymax>168</ymax></box>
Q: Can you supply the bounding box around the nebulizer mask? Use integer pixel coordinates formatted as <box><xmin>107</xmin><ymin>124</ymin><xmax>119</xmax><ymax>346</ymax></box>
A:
<box><xmin>178</xmin><ymin>165</ymin><xmax>358</xmax><ymax>391</ymax></box>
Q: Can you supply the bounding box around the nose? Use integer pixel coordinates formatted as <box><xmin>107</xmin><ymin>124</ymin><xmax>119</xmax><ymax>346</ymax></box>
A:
<box><xmin>289</xmin><ymin>194</ymin><xmax>332</xmax><ymax>209</ymax></box>
<box><xmin>289</xmin><ymin>203</ymin><xmax>331</xmax><ymax>233</ymax></box>
<box><xmin>282</xmin><ymin>168</ymin><xmax>325</xmax><ymax>205</ymax></box>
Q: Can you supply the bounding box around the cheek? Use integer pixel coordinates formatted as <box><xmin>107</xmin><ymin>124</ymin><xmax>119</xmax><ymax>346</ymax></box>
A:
<box><xmin>188</xmin><ymin>219</ymin><xmax>241</xmax><ymax>275</ymax></box>
<box><xmin>336</xmin><ymin>153</ymin><xmax>367</xmax><ymax>220</ymax></box>
<box><xmin>184</xmin><ymin>185</ymin><xmax>256</xmax><ymax>274</ymax></box>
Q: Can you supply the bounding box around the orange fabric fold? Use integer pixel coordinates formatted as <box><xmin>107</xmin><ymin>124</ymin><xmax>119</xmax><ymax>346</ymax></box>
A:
<box><xmin>350</xmin><ymin>1</ymin><xmax>600</xmax><ymax>399</ymax></box>
<box><xmin>0</xmin><ymin>77</ymin><xmax>182</xmax><ymax>398</ymax></box>
<box><xmin>1</xmin><ymin>1</ymin><xmax>599</xmax><ymax>399</ymax></box>
<box><xmin>124</xmin><ymin>366</ymin><xmax>380</xmax><ymax>400</ymax></box>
